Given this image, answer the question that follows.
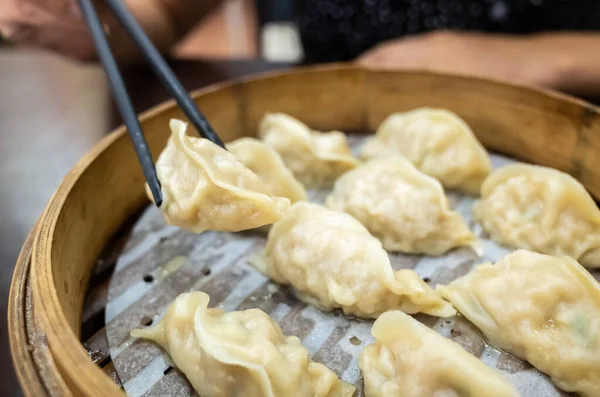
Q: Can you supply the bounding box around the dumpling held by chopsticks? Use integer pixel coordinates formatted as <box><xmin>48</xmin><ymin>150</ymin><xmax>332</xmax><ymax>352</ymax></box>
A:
<box><xmin>149</xmin><ymin>119</ymin><xmax>290</xmax><ymax>233</ymax></box>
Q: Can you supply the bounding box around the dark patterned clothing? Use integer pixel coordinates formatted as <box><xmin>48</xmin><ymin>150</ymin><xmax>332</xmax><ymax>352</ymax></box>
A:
<box><xmin>296</xmin><ymin>0</ymin><xmax>600</xmax><ymax>62</ymax></box>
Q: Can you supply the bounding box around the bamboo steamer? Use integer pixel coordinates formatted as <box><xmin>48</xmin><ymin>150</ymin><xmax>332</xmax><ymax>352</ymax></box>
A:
<box><xmin>9</xmin><ymin>64</ymin><xmax>600</xmax><ymax>396</ymax></box>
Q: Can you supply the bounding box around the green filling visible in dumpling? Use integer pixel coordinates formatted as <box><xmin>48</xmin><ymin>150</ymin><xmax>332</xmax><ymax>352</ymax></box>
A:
<box><xmin>570</xmin><ymin>313</ymin><xmax>596</xmax><ymax>349</ymax></box>
<box><xmin>454</xmin><ymin>385</ymin><xmax>472</xmax><ymax>397</ymax></box>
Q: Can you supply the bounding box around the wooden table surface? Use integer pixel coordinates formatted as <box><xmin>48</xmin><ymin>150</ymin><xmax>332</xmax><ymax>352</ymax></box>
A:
<box><xmin>0</xmin><ymin>49</ymin><xmax>287</xmax><ymax>396</ymax></box>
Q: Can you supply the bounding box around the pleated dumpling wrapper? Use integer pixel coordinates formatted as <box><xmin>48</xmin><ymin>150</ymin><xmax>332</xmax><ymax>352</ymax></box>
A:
<box><xmin>254</xmin><ymin>202</ymin><xmax>455</xmax><ymax>319</ymax></box>
<box><xmin>359</xmin><ymin>311</ymin><xmax>519</xmax><ymax>397</ymax></box>
<box><xmin>475</xmin><ymin>163</ymin><xmax>600</xmax><ymax>268</ymax></box>
<box><xmin>258</xmin><ymin>113</ymin><xmax>359</xmax><ymax>187</ymax></box>
<box><xmin>360</xmin><ymin>108</ymin><xmax>491</xmax><ymax>194</ymax></box>
<box><xmin>326</xmin><ymin>156</ymin><xmax>477</xmax><ymax>255</ymax></box>
<box><xmin>131</xmin><ymin>291</ymin><xmax>355</xmax><ymax>397</ymax></box>
<box><xmin>152</xmin><ymin>119</ymin><xmax>290</xmax><ymax>233</ymax></box>
<box><xmin>437</xmin><ymin>250</ymin><xmax>600</xmax><ymax>397</ymax></box>
<box><xmin>227</xmin><ymin>137</ymin><xmax>307</xmax><ymax>203</ymax></box>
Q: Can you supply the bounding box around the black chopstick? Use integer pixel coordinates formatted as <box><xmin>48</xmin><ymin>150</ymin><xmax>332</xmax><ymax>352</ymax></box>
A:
<box><xmin>78</xmin><ymin>0</ymin><xmax>163</xmax><ymax>207</ymax></box>
<box><xmin>79</xmin><ymin>0</ymin><xmax>229</xmax><ymax>209</ymax></box>
<box><xmin>103</xmin><ymin>0</ymin><xmax>225</xmax><ymax>148</ymax></box>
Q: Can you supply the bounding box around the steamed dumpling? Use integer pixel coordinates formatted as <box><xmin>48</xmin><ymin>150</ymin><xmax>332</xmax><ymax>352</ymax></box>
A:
<box><xmin>152</xmin><ymin>119</ymin><xmax>290</xmax><ymax>233</ymax></box>
<box><xmin>326</xmin><ymin>157</ymin><xmax>477</xmax><ymax>255</ymax></box>
<box><xmin>131</xmin><ymin>291</ymin><xmax>355</xmax><ymax>397</ymax></box>
<box><xmin>474</xmin><ymin>163</ymin><xmax>600</xmax><ymax>268</ymax></box>
<box><xmin>437</xmin><ymin>250</ymin><xmax>600</xmax><ymax>397</ymax></box>
<box><xmin>359</xmin><ymin>311</ymin><xmax>519</xmax><ymax>397</ymax></box>
<box><xmin>258</xmin><ymin>113</ymin><xmax>359</xmax><ymax>187</ymax></box>
<box><xmin>254</xmin><ymin>202</ymin><xmax>455</xmax><ymax>319</ymax></box>
<box><xmin>227</xmin><ymin>137</ymin><xmax>307</xmax><ymax>203</ymax></box>
<box><xmin>361</xmin><ymin>108</ymin><xmax>491</xmax><ymax>194</ymax></box>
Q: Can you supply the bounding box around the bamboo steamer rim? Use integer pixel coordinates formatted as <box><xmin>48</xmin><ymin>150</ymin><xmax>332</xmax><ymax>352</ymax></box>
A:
<box><xmin>18</xmin><ymin>63</ymin><xmax>600</xmax><ymax>396</ymax></box>
<box><xmin>8</xmin><ymin>226</ymin><xmax>42</xmax><ymax>394</ymax></box>
<box><xmin>9</xmin><ymin>225</ymin><xmax>61</xmax><ymax>396</ymax></box>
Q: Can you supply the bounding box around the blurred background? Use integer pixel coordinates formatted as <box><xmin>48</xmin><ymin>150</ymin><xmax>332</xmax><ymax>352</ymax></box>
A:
<box><xmin>1</xmin><ymin>0</ymin><xmax>600</xmax><ymax>395</ymax></box>
<box><xmin>175</xmin><ymin>0</ymin><xmax>301</xmax><ymax>62</ymax></box>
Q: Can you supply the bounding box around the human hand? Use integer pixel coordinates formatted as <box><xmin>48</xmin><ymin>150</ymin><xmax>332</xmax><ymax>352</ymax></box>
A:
<box><xmin>0</xmin><ymin>0</ymin><xmax>96</xmax><ymax>60</ymax></box>
<box><xmin>0</xmin><ymin>0</ymin><xmax>222</xmax><ymax>64</ymax></box>
<box><xmin>356</xmin><ymin>31</ymin><xmax>570</xmax><ymax>90</ymax></box>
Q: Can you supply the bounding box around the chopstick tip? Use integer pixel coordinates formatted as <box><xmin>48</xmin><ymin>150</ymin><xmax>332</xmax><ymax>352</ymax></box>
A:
<box><xmin>149</xmin><ymin>185</ymin><xmax>163</xmax><ymax>208</ymax></box>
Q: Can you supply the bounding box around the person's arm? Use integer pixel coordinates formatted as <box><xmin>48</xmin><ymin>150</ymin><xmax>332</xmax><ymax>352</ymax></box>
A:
<box><xmin>0</xmin><ymin>0</ymin><xmax>224</xmax><ymax>63</ymax></box>
<box><xmin>357</xmin><ymin>31</ymin><xmax>600</xmax><ymax>98</ymax></box>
